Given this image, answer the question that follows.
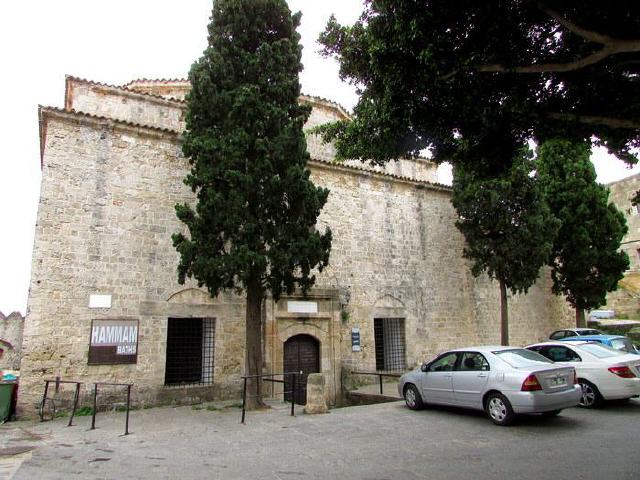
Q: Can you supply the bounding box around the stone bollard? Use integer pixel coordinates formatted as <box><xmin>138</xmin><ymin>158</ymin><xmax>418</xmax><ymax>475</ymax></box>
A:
<box><xmin>304</xmin><ymin>373</ymin><xmax>329</xmax><ymax>414</ymax></box>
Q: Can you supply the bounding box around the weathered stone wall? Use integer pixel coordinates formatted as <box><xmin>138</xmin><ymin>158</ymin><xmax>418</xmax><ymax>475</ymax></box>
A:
<box><xmin>310</xmin><ymin>162</ymin><xmax>569</xmax><ymax>371</ymax></box>
<box><xmin>0</xmin><ymin>311</ymin><xmax>24</xmax><ymax>370</ymax></box>
<box><xmin>471</xmin><ymin>271</ymin><xmax>572</xmax><ymax>347</ymax></box>
<box><xmin>67</xmin><ymin>78</ymin><xmax>439</xmax><ymax>186</ymax></box>
<box><xmin>602</xmin><ymin>174</ymin><xmax>640</xmax><ymax>316</ymax></box>
<box><xmin>607</xmin><ymin>174</ymin><xmax>640</xmax><ymax>272</ymax></box>
<box><xmin>66</xmin><ymin>78</ymin><xmax>185</xmax><ymax>132</ymax></box>
<box><xmin>126</xmin><ymin>79</ymin><xmax>191</xmax><ymax>101</ymax></box>
<box><xmin>22</xmin><ymin>112</ymin><xmax>247</xmax><ymax>412</ymax></box>
<box><xmin>21</xmin><ymin>78</ymin><xmax>574</xmax><ymax>414</ymax></box>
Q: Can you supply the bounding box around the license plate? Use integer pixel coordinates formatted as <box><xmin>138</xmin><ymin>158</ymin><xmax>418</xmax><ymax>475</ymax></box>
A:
<box><xmin>548</xmin><ymin>376</ymin><xmax>566</xmax><ymax>387</ymax></box>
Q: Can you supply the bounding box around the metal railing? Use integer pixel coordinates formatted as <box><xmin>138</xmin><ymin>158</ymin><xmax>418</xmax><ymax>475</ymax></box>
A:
<box><xmin>90</xmin><ymin>382</ymin><xmax>133</xmax><ymax>436</ymax></box>
<box><xmin>40</xmin><ymin>378</ymin><xmax>82</xmax><ymax>425</ymax></box>
<box><xmin>240</xmin><ymin>372</ymin><xmax>300</xmax><ymax>424</ymax></box>
<box><xmin>40</xmin><ymin>378</ymin><xmax>134</xmax><ymax>436</ymax></box>
<box><xmin>350</xmin><ymin>371</ymin><xmax>402</xmax><ymax>395</ymax></box>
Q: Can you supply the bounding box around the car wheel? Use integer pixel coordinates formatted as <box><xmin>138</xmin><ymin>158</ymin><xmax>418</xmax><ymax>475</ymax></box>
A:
<box><xmin>541</xmin><ymin>409</ymin><xmax>562</xmax><ymax>417</ymax></box>
<box><xmin>403</xmin><ymin>384</ymin><xmax>424</xmax><ymax>410</ymax></box>
<box><xmin>578</xmin><ymin>379</ymin><xmax>603</xmax><ymax>408</ymax></box>
<box><xmin>485</xmin><ymin>393</ymin><xmax>515</xmax><ymax>426</ymax></box>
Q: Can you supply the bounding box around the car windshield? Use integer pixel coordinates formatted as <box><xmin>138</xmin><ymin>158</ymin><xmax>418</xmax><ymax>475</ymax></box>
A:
<box><xmin>610</xmin><ymin>338</ymin><xmax>635</xmax><ymax>352</ymax></box>
<box><xmin>577</xmin><ymin>343</ymin><xmax>626</xmax><ymax>358</ymax></box>
<box><xmin>493</xmin><ymin>348</ymin><xmax>553</xmax><ymax>367</ymax></box>
<box><xmin>578</xmin><ymin>330</ymin><xmax>601</xmax><ymax>336</ymax></box>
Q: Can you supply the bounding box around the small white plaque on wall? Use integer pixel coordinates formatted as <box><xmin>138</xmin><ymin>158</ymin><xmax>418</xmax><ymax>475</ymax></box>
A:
<box><xmin>287</xmin><ymin>300</ymin><xmax>318</xmax><ymax>314</ymax></box>
<box><xmin>89</xmin><ymin>294</ymin><xmax>112</xmax><ymax>309</ymax></box>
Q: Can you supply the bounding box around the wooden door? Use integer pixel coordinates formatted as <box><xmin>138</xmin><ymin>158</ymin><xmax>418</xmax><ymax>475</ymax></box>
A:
<box><xmin>283</xmin><ymin>334</ymin><xmax>319</xmax><ymax>405</ymax></box>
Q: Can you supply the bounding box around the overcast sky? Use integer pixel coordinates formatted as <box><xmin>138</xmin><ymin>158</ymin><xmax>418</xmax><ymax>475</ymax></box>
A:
<box><xmin>0</xmin><ymin>1</ymin><xmax>638</xmax><ymax>315</ymax></box>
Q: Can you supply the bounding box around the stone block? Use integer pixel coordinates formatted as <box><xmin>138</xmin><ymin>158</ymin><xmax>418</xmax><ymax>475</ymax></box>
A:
<box><xmin>304</xmin><ymin>373</ymin><xmax>328</xmax><ymax>414</ymax></box>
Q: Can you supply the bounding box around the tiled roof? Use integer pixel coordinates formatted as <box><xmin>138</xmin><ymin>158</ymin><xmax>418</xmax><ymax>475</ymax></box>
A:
<box><xmin>40</xmin><ymin>105</ymin><xmax>182</xmax><ymax>136</ymax></box>
<box><xmin>66</xmin><ymin>76</ymin><xmax>186</xmax><ymax>105</ymax></box>
<box><xmin>66</xmin><ymin>75</ymin><xmax>354</xmax><ymax>115</ymax></box>
<box><xmin>124</xmin><ymin>77</ymin><xmax>189</xmax><ymax>85</ymax></box>
<box><xmin>311</xmin><ymin>157</ymin><xmax>451</xmax><ymax>191</ymax></box>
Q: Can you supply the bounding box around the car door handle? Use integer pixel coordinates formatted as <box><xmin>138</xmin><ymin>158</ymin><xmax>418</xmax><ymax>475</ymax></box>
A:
<box><xmin>444</xmin><ymin>374</ymin><xmax>453</xmax><ymax>378</ymax></box>
<box><xmin>477</xmin><ymin>373</ymin><xmax>488</xmax><ymax>378</ymax></box>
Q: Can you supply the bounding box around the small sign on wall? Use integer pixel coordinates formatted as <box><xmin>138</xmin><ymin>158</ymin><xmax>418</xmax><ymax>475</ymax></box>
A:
<box><xmin>89</xmin><ymin>294</ymin><xmax>112</xmax><ymax>309</ymax></box>
<box><xmin>351</xmin><ymin>327</ymin><xmax>361</xmax><ymax>352</ymax></box>
<box><xmin>287</xmin><ymin>300</ymin><xmax>318</xmax><ymax>314</ymax></box>
<box><xmin>88</xmin><ymin>319</ymin><xmax>139</xmax><ymax>365</ymax></box>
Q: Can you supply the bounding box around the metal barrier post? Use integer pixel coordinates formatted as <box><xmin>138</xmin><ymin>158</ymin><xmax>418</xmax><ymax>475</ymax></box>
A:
<box><xmin>91</xmin><ymin>383</ymin><xmax>98</xmax><ymax>430</ymax></box>
<box><xmin>125</xmin><ymin>384</ymin><xmax>131</xmax><ymax>435</ymax></box>
<box><xmin>68</xmin><ymin>383</ymin><xmax>80</xmax><ymax>427</ymax></box>
<box><xmin>40</xmin><ymin>381</ymin><xmax>50</xmax><ymax>422</ymax></box>
<box><xmin>290</xmin><ymin>373</ymin><xmax>296</xmax><ymax>417</ymax></box>
<box><xmin>241</xmin><ymin>376</ymin><xmax>247</xmax><ymax>424</ymax></box>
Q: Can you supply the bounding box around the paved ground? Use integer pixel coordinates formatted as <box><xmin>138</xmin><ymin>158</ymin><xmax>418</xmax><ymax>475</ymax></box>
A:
<box><xmin>1</xmin><ymin>398</ymin><xmax>639</xmax><ymax>480</ymax></box>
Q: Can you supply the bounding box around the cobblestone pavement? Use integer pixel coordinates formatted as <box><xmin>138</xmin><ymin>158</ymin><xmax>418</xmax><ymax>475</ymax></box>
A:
<box><xmin>1</xmin><ymin>398</ymin><xmax>639</xmax><ymax>480</ymax></box>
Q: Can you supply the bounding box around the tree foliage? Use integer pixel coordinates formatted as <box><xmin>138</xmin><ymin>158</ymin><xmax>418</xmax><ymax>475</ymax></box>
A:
<box><xmin>537</xmin><ymin>139</ymin><xmax>629</xmax><ymax>325</ymax></box>
<box><xmin>173</xmin><ymin>0</ymin><xmax>332</xmax><ymax>407</ymax></box>
<box><xmin>318</xmin><ymin>1</ymin><xmax>640</xmax><ymax>168</ymax></box>
<box><xmin>452</xmin><ymin>148</ymin><xmax>559</xmax><ymax>344</ymax></box>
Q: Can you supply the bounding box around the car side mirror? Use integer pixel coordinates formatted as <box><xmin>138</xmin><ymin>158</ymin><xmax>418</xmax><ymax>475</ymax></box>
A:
<box><xmin>421</xmin><ymin>363</ymin><xmax>428</xmax><ymax>372</ymax></box>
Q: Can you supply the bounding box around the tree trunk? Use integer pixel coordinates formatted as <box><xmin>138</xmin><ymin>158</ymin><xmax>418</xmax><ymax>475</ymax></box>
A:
<box><xmin>575</xmin><ymin>307</ymin><xmax>586</xmax><ymax>328</ymax></box>
<box><xmin>245</xmin><ymin>276</ymin><xmax>266</xmax><ymax>410</ymax></box>
<box><xmin>499</xmin><ymin>278</ymin><xmax>509</xmax><ymax>346</ymax></box>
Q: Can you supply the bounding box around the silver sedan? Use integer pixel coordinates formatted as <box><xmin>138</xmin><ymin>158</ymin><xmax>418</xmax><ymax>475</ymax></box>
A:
<box><xmin>398</xmin><ymin>346</ymin><xmax>582</xmax><ymax>425</ymax></box>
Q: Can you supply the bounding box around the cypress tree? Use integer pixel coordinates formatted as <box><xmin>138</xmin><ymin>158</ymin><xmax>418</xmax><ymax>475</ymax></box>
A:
<box><xmin>173</xmin><ymin>0</ymin><xmax>332</xmax><ymax>409</ymax></box>
<box><xmin>537</xmin><ymin>139</ymin><xmax>629</xmax><ymax>327</ymax></box>
<box><xmin>452</xmin><ymin>149</ymin><xmax>559</xmax><ymax>345</ymax></box>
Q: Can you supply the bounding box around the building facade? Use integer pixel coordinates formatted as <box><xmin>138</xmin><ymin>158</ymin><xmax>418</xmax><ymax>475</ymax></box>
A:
<box><xmin>603</xmin><ymin>174</ymin><xmax>640</xmax><ymax>316</ymax></box>
<box><xmin>18</xmin><ymin>76</ymin><xmax>571</xmax><ymax>413</ymax></box>
<box><xmin>0</xmin><ymin>311</ymin><xmax>24</xmax><ymax>371</ymax></box>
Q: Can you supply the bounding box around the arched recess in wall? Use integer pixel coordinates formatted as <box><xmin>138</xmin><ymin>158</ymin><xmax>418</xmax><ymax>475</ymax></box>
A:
<box><xmin>371</xmin><ymin>294</ymin><xmax>407</xmax><ymax>371</ymax></box>
<box><xmin>372</xmin><ymin>294</ymin><xmax>406</xmax><ymax>319</ymax></box>
<box><xmin>166</xmin><ymin>288</ymin><xmax>216</xmax><ymax>305</ymax></box>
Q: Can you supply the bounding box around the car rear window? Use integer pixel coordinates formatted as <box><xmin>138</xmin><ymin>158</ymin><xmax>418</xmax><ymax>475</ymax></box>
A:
<box><xmin>610</xmin><ymin>338</ymin><xmax>634</xmax><ymax>352</ymax></box>
<box><xmin>578</xmin><ymin>330</ymin><xmax>601</xmax><ymax>336</ymax></box>
<box><xmin>493</xmin><ymin>349</ymin><xmax>554</xmax><ymax>367</ymax></box>
<box><xmin>578</xmin><ymin>343</ymin><xmax>626</xmax><ymax>358</ymax></box>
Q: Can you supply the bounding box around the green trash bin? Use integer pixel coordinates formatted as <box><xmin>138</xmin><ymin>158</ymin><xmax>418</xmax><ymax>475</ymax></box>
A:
<box><xmin>0</xmin><ymin>382</ymin><xmax>16</xmax><ymax>423</ymax></box>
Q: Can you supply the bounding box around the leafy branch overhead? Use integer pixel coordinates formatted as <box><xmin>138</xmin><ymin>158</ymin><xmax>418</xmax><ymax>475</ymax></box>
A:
<box><xmin>318</xmin><ymin>0</ymin><xmax>640</xmax><ymax>166</ymax></box>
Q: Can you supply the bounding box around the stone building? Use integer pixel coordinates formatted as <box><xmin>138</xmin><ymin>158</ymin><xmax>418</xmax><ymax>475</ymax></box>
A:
<box><xmin>603</xmin><ymin>174</ymin><xmax>640</xmax><ymax>317</ymax></box>
<box><xmin>0</xmin><ymin>311</ymin><xmax>24</xmax><ymax>370</ymax></box>
<box><xmin>19</xmin><ymin>76</ymin><xmax>571</xmax><ymax>413</ymax></box>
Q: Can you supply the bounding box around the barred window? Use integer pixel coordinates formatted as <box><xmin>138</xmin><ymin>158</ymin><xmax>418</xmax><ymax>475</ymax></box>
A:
<box><xmin>374</xmin><ymin>318</ymin><xmax>406</xmax><ymax>371</ymax></box>
<box><xmin>165</xmin><ymin>317</ymin><xmax>215</xmax><ymax>386</ymax></box>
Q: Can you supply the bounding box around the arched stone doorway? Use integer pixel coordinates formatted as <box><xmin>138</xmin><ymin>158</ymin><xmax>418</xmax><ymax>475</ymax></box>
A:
<box><xmin>283</xmin><ymin>334</ymin><xmax>320</xmax><ymax>405</ymax></box>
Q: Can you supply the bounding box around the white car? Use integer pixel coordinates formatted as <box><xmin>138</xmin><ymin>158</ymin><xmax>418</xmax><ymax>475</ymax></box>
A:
<box><xmin>548</xmin><ymin>328</ymin><xmax>603</xmax><ymax>340</ymax></box>
<box><xmin>526</xmin><ymin>341</ymin><xmax>640</xmax><ymax>408</ymax></box>
<box><xmin>397</xmin><ymin>346</ymin><xmax>581</xmax><ymax>426</ymax></box>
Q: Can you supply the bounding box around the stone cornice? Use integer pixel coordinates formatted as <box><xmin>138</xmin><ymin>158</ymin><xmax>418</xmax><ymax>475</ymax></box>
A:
<box><xmin>309</xmin><ymin>158</ymin><xmax>451</xmax><ymax>193</ymax></box>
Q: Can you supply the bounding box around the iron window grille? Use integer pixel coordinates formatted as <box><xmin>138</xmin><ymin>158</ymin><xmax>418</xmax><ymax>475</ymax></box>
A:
<box><xmin>374</xmin><ymin>318</ymin><xmax>406</xmax><ymax>372</ymax></box>
<box><xmin>165</xmin><ymin>317</ymin><xmax>215</xmax><ymax>386</ymax></box>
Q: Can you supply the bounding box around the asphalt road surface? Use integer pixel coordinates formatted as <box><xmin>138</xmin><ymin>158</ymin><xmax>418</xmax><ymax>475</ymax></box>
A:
<box><xmin>2</xmin><ymin>398</ymin><xmax>639</xmax><ymax>479</ymax></box>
